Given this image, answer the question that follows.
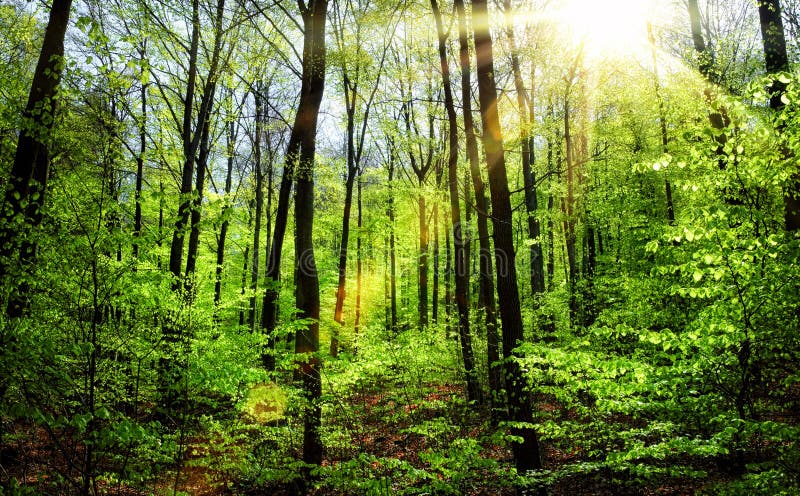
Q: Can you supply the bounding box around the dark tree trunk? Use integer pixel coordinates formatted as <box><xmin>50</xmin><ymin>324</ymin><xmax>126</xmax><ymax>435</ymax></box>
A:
<box><xmin>387</xmin><ymin>142</ymin><xmax>398</xmax><ymax>331</ymax></box>
<box><xmin>584</xmin><ymin>225</ymin><xmax>596</xmax><ymax>326</ymax></box>
<box><xmin>433</xmin><ymin>198</ymin><xmax>440</xmax><ymax>325</ymax></box>
<box><xmin>647</xmin><ymin>23</ymin><xmax>676</xmax><ymax>225</ymax></box>
<box><xmin>354</xmin><ymin>178</ymin><xmax>363</xmax><ymax>342</ymax></box>
<box><xmin>292</xmin><ymin>0</ymin><xmax>328</xmax><ymax>470</ymax></box>
<box><xmin>259</xmin><ymin>0</ymin><xmax>335</xmax><ymax>368</ymax></box>
<box><xmin>756</xmin><ymin>0</ymin><xmax>798</xmax><ymax>231</ymax></box>
<box><xmin>1</xmin><ymin>0</ymin><xmax>73</xmax><ymax>318</ymax></box>
<box><xmin>418</xmin><ymin>193</ymin><xmax>429</xmax><ymax>328</ymax></box>
<box><xmin>401</xmin><ymin>97</ymin><xmax>433</xmax><ymax>330</ymax></box>
<box><xmin>184</xmin><ymin>90</ymin><xmax>214</xmax><ymax>291</ymax></box>
<box><xmin>331</xmin><ymin>170</ymin><xmax>354</xmax><ymax>356</ymax></box>
<box><xmin>455</xmin><ymin>0</ymin><xmax>501</xmax><ymax>412</ymax></box>
<box><xmin>133</xmin><ymin>41</ymin><xmax>147</xmax><ymax>262</ymax></box>
<box><xmin>471</xmin><ymin>0</ymin><xmax>544</xmax><ymax>480</ymax></box>
<box><xmin>431</xmin><ymin>0</ymin><xmax>479</xmax><ymax>403</ymax></box>
<box><xmin>563</xmin><ymin>96</ymin><xmax>578</xmax><ymax>327</ymax></box>
<box><xmin>503</xmin><ymin>2</ymin><xmax>544</xmax><ymax>299</ymax></box>
<box><xmin>240</xmin><ymin>228</ymin><xmax>251</xmax><ymax>328</ymax></box>
<box><xmin>167</xmin><ymin>0</ymin><xmax>201</xmax><ymax>288</ymax></box>
<box><xmin>214</xmin><ymin>120</ymin><xmax>236</xmax><ymax>315</ymax></box>
<box><xmin>249</xmin><ymin>89</ymin><xmax>265</xmax><ymax>331</ymax></box>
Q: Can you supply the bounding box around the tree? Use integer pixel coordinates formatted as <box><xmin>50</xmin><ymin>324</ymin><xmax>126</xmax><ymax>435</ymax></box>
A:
<box><xmin>455</xmin><ymin>0</ymin><xmax>501</xmax><ymax>411</ymax></box>
<box><xmin>330</xmin><ymin>0</ymin><xmax>396</xmax><ymax>355</ymax></box>
<box><xmin>430</xmin><ymin>0</ymin><xmax>479</xmax><ymax>403</ymax></box>
<box><xmin>0</xmin><ymin>0</ymin><xmax>73</xmax><ymax>318</ymax></box>
<box><xmin>471</xmin><ymin>0</ymin><xmax>544</xmax><ymax>482</ymax></box>
<box><xmin>291</xmin><ymin>0</ymin><xmax>328</xmax><ymax>469</ymax></box>
<box><xmin>756</xmin><ymin>0</ymin><xmax>799</xmax><ymax>231</ymax></box>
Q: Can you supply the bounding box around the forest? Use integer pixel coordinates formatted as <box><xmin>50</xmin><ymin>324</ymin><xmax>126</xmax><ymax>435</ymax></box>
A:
<box><xmin>1</xmin><ymin>0</ymin><xmax>799</xmax><ymax>494</ymax></box>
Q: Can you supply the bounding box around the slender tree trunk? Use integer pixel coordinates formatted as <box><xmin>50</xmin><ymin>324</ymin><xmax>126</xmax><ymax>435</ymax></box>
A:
<box><xmin>0</xmin><ymin>0</ymin><xmax>73</xmax><ymax>318</ymax></box>
<box><xmin>444</xmin><ymin>202</ymin><xmax>453</xmax><ymax>330</ymax></box>
<box><xmin>503</xmin><ymin>2</ymin><xmax>544</xmax><ymax>299</ymax></box>
<box><xmin>292</xmin><ymin>0</ymin><xmax>328</xmax><ymax>470</ymax></box>
<box><xmin>433</xmin><ymin>197</ymin><xmax>440</xmax><ymax>325</ymax></box>
<box><xmin>564</xmin><ymin>96</ymin><xmax>578</xmax><ymax>327</ymax></box>
<box><xmin>756</xmin><ymin>0</ymin><xmax>798</xmax><ymax>231</ymax></box>
<box><xmin>388</xmin><ymin>143</ymin><xmax>398</xmax><ymax>331</ymax></box>
<box><xmin>471</xmin><ymin>0</ymin><xmax>544</xmax><ymax>480</ymax></box>
<box><xmin>160</xmin><ymin>0</ymin><xmax>225</xmax><ymax>419</ymax></box>
<box><xmin>432</xmin><ymin>0</ymin><xmax>479</xmax><ymax>402</ymax></box>
<box><xmin>133</xmin><ymin>42</ymin><xmax>147</xmax><ymax>262</ymax></box>
<box><xmin>354</xmin><ymin>178</ymin><xmax>363</xmax><ymax>344</ymax></box>
<box><xmin>214</xmin><ymin>120</ymin><xmax>236</xmax><ymax>315</ymax></box>
<box><xmin>331</xmin><ymin>171</ymin><xmax>354</xmax><ymax>356</ymax></box>
<box><xmin>455</xmin><ymin>0</ymin><xmax>500</xmax><ymax>411</ymax></box>
<box><xmin>418</xmin><ymin>193</ymin><xmax>429</xmax><ymax>328</ymax></box>
<box><xmin>647</xmin><ymin>23</ymin><xmax>676</xmax><ymax>225</ymax></box>
<box><xmin>240</xmin><ymin>226</ymin><xmax>251</xmax><ymax>328</ymax></box>
<box><xmin>184</xmin><ymin>91</ymin><xmax>213</xmax><ymax>291</ymax></box>
<box><xmin>249</xmin><ymin>89</ymin><xmax>265</xmax><ymax>331</ymax></box>
<box><xmin>167</xmin><ymin>0</ymin><xmax>201</xmax><ymax>288</ymax></box>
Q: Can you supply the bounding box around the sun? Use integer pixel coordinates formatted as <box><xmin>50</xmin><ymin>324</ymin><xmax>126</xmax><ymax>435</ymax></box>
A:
<box><xmin>554</xmin><ymin>0</ymin><xmax>662</xmax><ymax>60</ymax></box>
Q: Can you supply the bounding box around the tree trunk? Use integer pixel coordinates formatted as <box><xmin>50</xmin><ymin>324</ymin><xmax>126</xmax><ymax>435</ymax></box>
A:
<box><xmin>1</xmin><ymin>0</ymin><xmax>73</xmax><ymax>318</ymax></box>
<box><xmin>432</xmin><ymin>0</ymin><xmax>479</xmax><ymax>403</ymax></box>
<box><xmin>388</xmin><ymin>142</ymin><xmax>398</xmax><ymax>331</ymax></box>
<box><xmin>167</xmin><ymin>0</ymin><xmax>201</xmax><ymax>289</ymax></box>
<box><xmin>433</xmin><ymin>199</ymin><xmax>440</xmax><ymax>325</ymax></box>
<box><xmin>455</xmin><ymin>0</ymin><xmax>501</xmax><ymax>412</ymax></box>
<box><xmin>184</xmin><ymin>90</ymin><xmax>214</xmax><ymax>290</ymax></box>
<box><xmin>647</xmin><ymin>23</ymin><xmax>676</xmax><ymax>225</ymax></box>
<box><xmin>503</xmin><ymin>2</ymin><xmax>544</xmax><ymax>299</ymax></box>
<box><xmin>214</xmin><ymin>120</ymin><xmax>236</xmax><ymax>316</ymax></box>
<box><xmin>756</xmin><ymin>0</ymin><xmax>798</xmax><ymax>231</ymax></box>
<box><xmin>292</xmin><ymin>0</ymin><xmax>328</xmax><ymax>470</ymax></box>
<box><xmin>354</xmin><ymin>178</ymin><xmax>363</xmax><ymax>343</ymax></box>
<box><xmin>471</xmin><ymin>0</ymin><xmax>544</xmax><ymax>480</ymax></box>
<box><xmin>418</xmin><ymin>193</ymin><xmax>429</xmax><ymax>328</ymax></box>
<box><xmin>249</xmin><ymin>89</ymin><xmax>265</xmax><ymax>331</ymax></box>
<box><xmin>564</xmin><ymin>96</ymin><xmax>578</xmax><ymax>327</ymax></box>
<box><xmin>133</xmin><ymin>41</ymin><xmax>147</xmax><ymax>262</ymax></box>
<box><xmin>331</xmin><ymin>171</ymin><xmax>354</xmax><ymax>356</ymax></box>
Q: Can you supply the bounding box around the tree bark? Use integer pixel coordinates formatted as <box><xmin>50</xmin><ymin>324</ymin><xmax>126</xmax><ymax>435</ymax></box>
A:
<box><xmin>133</xmin><ymin>41</ymin><xmax>147</xmax><ymax>262</ymax></box>
<box><xmin>292</xmin><ymin>0</ymin><xmax>328</xmax><ymax>469</ymax></box>
<box><xmin>387</xmin><ymin>140</ymin><xmax>398</xmax><ymax>331</ymax></box>
<box><xmin>756</xmin><ymin>0</ymin><xmax>799</xmax><ymax>231</ymax></box>
<box><xmin>249</xmin><ymin>88</ymin><xmax>265</xmax><ymax>331</ymax></box>
<box><xmin>455</xmin><ymin>0</ymin><xmax>501</xmax><ymax>411</ymax></box>
<box><xmin>215</xmin><ymin>119</ymin><xmax>237</xmax><ymax>316</ymax></box>
<box><xmin>471</xmin><ymin>0</ymin><xmax>544</xmax><ymax>480</ymax></box>
<box><xmin>1</xmin><ymin>0</ymin><xmax>73</xmax><ymax>318</ymax></box>
<box><xmin>354</xmin><ymin>178</ymin><xmax>363</xmax><ymax>342</ymax></box>
<box><xmin>432</xmin><ymin>0</ymin><xmax>479</xmax><ymax>402</ymax></box>
<box><xmin>503</xmin><ymin>0</ymin><xmax>544</xmax><ymax>299</ymax></box>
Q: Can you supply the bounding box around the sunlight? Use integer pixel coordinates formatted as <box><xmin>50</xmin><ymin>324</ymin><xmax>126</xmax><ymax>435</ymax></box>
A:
<box><xmin>553</xmin><ymin>0</ymin><xmax>662</xmax><ymax>60</ymax></box>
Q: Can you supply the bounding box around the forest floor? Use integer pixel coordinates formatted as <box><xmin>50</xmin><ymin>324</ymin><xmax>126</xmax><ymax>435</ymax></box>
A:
<box><xmin>2</xmin><ymin>372</ymin><xmax>745</xmax><ymax>496</ymax></box>
<box><xmin>158</xmin><ymin>382</ymin><xmax>730</xmax><ymax>496</ymax></box>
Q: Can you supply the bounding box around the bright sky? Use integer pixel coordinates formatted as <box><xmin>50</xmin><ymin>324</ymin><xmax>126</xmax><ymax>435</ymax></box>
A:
<box><xmin>549</xmin><ymin>0</ymin><xmax>667</xmax><ymax>61</ymax></box>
